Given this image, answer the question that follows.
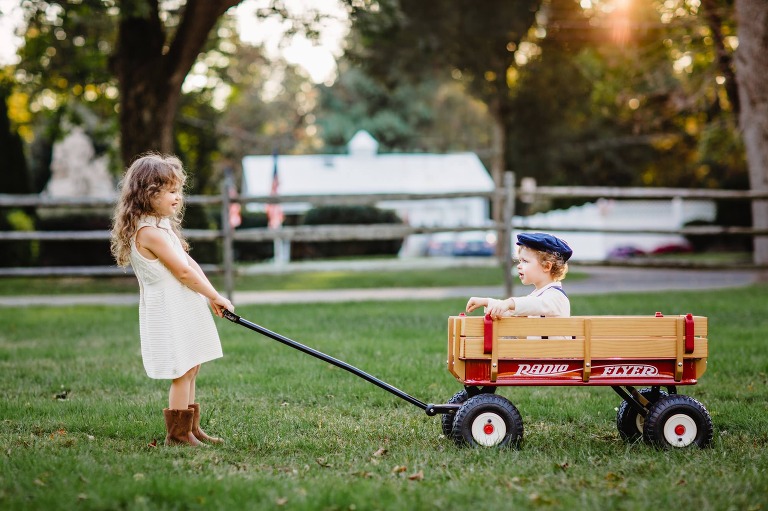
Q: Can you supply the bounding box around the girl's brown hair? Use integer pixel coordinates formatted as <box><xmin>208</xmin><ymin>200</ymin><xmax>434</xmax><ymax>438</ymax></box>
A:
<box><xmin>110</xmin><ymin>153</ymin><xmax>189</xmax><ymax>267</ymax></box>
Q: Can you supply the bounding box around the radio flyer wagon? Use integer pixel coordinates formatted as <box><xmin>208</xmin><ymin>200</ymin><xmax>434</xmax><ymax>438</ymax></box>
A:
<box><xmin>223</xmin><ymin>310</ymin><xmax>712</xmax><ymax>450</ymax></box>
<box><xmin>444</xmin><ymin>313</ymin><xmax>712</xmax><ymax>449</ymax></box>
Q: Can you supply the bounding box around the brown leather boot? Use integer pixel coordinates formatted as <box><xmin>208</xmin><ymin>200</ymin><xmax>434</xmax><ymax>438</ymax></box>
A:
<box><xmin>163</xmin><ymin>408</ymin><xmax>203</xmax><ymax>447</ymax></box>
<box><xmin>189</xmin><ymin>403</ymin><xmax>224</xmax><ymax>444</ymax></box>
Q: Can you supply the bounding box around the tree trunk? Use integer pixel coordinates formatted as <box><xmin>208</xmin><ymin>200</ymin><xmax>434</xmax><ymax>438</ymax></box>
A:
<box><xmin>114</xmin><ymin>0</ymin><xmax>243</xmax><ymax>166</ymax></box>
<box><xmin>734</xmin><ymin>0</ymin><xmax>768</xmax><ymax>265</ymax></box>
<box><xmin>489</xmin><ymin>99</ymin><xmax>507</xmax><ymax>257</ymax></box>
<box><xmin>114</xmin><ymin>9</ymin><xmax>172</xmax><ymax>164</ymax></box>
<box><xmin>701</xmin><ymin>0</ymin><xmax>740</xmax><ymax>115</ymax></box>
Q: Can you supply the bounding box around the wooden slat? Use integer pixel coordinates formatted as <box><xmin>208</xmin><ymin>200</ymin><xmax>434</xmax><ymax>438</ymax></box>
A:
<box><xmin>452</xmin><ymin>317</ymin><xmax>465</xmax><ymax>380</ymax></box>
<box><xmin>447</xmin><ymin>317</ymin><xmax>455</xmax><ymax>377</ymax></box>
<box><xmin>460</xmin><ymin>317</ymin><xmax>586</xmax><ymax>337</ymax></box>
<box><xmin>461</xmin><ymin>338</ymin><xmax>708</xmax><ymax>360</ymax></box>
<box><xmin>589</xmin><ymin>317</ymin><xmax>708</xmax><ymax>337</ymax></box>
<box><xmin>490</xmin><ymin>319</ymin><xmax>499</xmax><ymax>382</ymax></box>
<box><xmin>582</xmin><ymin>316</ymin><xmax>707</xmax><ymax>336</ymax></box>
<box><xmin>695</xmin><ymin>358</ymin><xmax>708</xmax><ymax>379</ymax></box>
<box><xmin>591</xmin><ymin>338</ymin><xmax>708</xmax><ymax>359</ymax></box>
<box><xmin>463</xmin><ymin>339</ymin><xmax>585</xmax><ymax>359</ymax></box>
<box><xmin>464</xmin><ymin>335</ymin><xmax>706</xmax><ymax>345</ymax></box>
<box><xmin>458</xmin><ymin>316</ymin><xmax>707</xmax><ymax>337</ymax></box>
<box><xmin>583</xmin><ymin>319</ymin><xmax>592</xmax><ymax>382</ymax></box>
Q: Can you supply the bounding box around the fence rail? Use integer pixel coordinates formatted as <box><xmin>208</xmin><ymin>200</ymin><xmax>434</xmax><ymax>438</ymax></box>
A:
<box><xmin>2</xmin><ymin>223</ymin><xmax>764</xmax><ymax>243</ymax></box>
<box><xmin>1</xmin><ymin>177</ymin><xmax>766</xmax><ymax>299</ymax></box>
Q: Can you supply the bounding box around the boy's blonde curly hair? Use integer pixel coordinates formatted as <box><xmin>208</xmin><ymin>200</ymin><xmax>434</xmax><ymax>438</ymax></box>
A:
<box><xmin>518</xmin><ymin>246</ymin><xmax>569</xmax><ymax>281</ymax></box>
<box><xmin>538</xmin><ymin>250</ymin><xmax>569</xmax><ymax>281</ymax></box>
<box><xmin>110</xmin><ymin>153</ymin><xmax>189</xmax><ymax>267</ymax></box>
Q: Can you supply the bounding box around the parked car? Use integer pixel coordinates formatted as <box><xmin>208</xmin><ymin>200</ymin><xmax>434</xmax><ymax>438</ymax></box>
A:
<box><xmin>452</xmin><ymin>230</ymin><xmax>497</xmax><ymax>257</ymax></box>
<box><xmin>651</xmin><ymin>243</ymin><xmax>693</xmax><ymax>255</ymax></box>
<box><xmin>607</xmin><ymin>245</ymin><xmax>646</xmax><ymax>259</ymax></box>
<box><xmin>426</xmin><ymin>232</ymin><xmax>457</xmax><ymax>257</ymax></box>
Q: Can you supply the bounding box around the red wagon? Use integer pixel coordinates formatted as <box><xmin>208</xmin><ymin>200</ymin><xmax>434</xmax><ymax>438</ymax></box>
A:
<box><xmin>444</xmin><ymin>313</ymin><xmax>712</xmax><ymax>448</ymax></box>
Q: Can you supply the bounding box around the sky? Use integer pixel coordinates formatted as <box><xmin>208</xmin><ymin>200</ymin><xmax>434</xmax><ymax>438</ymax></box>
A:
<box><xmin>236</xmin><ymin>0</ymin><xmax>348</xmax><ymax>84</ymax></box>
<box><xmin>0</xmin><ymin>0</ymin><xmax>23</xmax><ymax>66</ymax></box>
<box><xmin>0</xmin><ymin>0</ymin><xmax>348</xmax><ymax>84</ymax></box>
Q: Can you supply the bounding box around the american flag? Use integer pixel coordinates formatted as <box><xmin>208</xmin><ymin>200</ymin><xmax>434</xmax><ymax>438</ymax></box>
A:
<box><xmin>266</xmin><ymin>150</ymin><xmax>284</xmax><ymax>229</ymax></box>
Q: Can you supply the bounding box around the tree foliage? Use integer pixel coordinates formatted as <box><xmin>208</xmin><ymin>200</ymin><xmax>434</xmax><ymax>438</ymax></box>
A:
<box><xmin>339</xmin><ymin>0</ymin><xmax>747</xmax><ymax>198</ymax></box>
<box><xmin>0</xmin><ymin>77</ymin><xmax>30</xmax><ymax>195</ymax></box>
<box><xmin>219</xmin><ymin>43</ymin><xmax>317</xmax><ymax>165</ymax></box>
<box><xmin>343</xmin><ymin>0</ymin><xmax>541</xmax><ymax>192</ymax></box>
<box><xmin>17</xmin><ymin>0</ymin><xmax>117</xmax><ymax>119</ymax></box>
<box><xmin>314</xmin><ymin>62</ymin><xmax>492</xmax><ymax>154</ymax></box>
<box><xmin>6</xmin><ymin>0</ymin><xmax>764</xmax><ymax>264</ymax></box>
<box><xmin>509</xmin><ymin>0</ymin><xmax>746</xmax><ymax>190</ymax></box>
<box><xmin>12</xmin><ymin>0</ymin><xmax>319</xmax><ymax>193</ymax></box>
<box><xmin>113</xmin><ymin>0</ymin><xmax>243</xmax><ymax>164</ymax></box>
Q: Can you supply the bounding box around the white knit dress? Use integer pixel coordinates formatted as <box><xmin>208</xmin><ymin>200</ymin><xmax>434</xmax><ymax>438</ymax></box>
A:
<box><xmin>130</xmin><ymin>217</ymin><xmax>223</xmax><ymax>379</ymax></box>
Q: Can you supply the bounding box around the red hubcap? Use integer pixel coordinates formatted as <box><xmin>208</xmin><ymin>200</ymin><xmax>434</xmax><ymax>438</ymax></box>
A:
<box><xmin>674</xmin><ymin>424</ymin><xmax>686</xmax><ymax>436</ymax></box>
<box><xmin>483</xmin><ymin>423</ymin><xmax>495</xmax><ymax>435</ymax></box>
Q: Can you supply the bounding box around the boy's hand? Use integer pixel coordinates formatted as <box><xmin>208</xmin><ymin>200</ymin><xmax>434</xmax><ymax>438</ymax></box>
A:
<box><xmin>487</xmin><ymin>298</ymin><xmax>514</xmax><ymax>319</ymax></box>
<box><xmin>466</xmin><ymin>297</ymin><xmax>489</xmax><ymax>313</ymax></box>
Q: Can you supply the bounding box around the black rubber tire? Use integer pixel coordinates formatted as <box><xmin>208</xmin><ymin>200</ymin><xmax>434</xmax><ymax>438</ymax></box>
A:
<box><xmin>643</xmin><ymin>395</ymin><xmax>713</xmax><ymax>449</ymax></box>
<box><xmin>451</xmin><ymin>394</ymin><xmax>524</xmax><ymax>448</ymax></box>
<box><xmin>616</xmin><ymin>388</ymin><xmax>668</xmax><ymax>442</ymax></box>
<box><xmin>441</xmin><ymin>390</ymin><xmax>469</xmax><ymax>437</ymax></box>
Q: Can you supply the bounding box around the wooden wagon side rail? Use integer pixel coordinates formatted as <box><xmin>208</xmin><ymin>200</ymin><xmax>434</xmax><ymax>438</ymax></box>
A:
<box><xmin>447</xmin><ymin>315</ymin><xmax>708</xmax><ymax>386</ymax></box>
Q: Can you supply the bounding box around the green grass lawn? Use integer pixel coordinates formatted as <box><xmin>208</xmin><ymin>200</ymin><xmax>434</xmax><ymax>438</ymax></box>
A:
<box><xmin>1</xmin><ymin>287</ymin><xmax>767</xmax><ymax>510</ymax></box>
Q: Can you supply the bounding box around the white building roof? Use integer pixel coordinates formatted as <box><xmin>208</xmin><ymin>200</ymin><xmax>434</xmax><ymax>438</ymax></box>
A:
<box><xmin>241</xmin><ymin>130</ymin><xmax>494</xmax><ymax>198</ymax></box>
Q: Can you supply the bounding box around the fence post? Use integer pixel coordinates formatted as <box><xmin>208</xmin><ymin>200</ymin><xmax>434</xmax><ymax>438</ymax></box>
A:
<box><xmin>503</xmin><ymin>171</ymin><xmax>516</xmax><ymax>298</ymax></box>
<box><xmin>221</xmin><ymin>168</ymin><xmax>235</xmax><ymax>301</ymax></box>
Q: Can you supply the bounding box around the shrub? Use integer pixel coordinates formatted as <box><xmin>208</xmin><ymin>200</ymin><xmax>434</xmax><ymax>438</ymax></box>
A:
<box><xmin>684</xmin><ymin>217</ymin><xmax>751</xmax><ymax>253</ymax></box>
<box><xmin>183</xmin><ymin>204</ymin><xmax>220</xmax><ymax>264</ymax></box>
<box><xmin>234</xmin><ymin>211</ymin><xmax>273</xmax><ymax>262</ymax></box>
<box><xmin>36</xmin><ymin>212</ymin><xmax>113</xmax><ymax>266</ymax></box>
<box><xmin>296</xmin><ymin>205</ymin><xmax>404</xmax><ymax>259</ymax></box>
<box><xmin>0</xmin><ymin>209</ymin><xmax>37</xmax><ymax>267</ymax></box>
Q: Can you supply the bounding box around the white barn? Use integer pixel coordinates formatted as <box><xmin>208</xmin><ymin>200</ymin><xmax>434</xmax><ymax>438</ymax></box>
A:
<box><xmin>241</xmin><ymin>130</ymin><xmax>496</xmax><ymax>256</ymax></box>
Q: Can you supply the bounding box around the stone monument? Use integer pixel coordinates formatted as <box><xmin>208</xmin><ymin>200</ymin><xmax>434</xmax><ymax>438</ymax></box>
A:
<box><xmin>43</xmin><ymin>125</ymin><xmax>114</xmax><ymax>199</ymax></box>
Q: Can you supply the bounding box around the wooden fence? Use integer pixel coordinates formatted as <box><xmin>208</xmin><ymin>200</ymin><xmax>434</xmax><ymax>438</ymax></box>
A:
<box><xmin>1</xmin><ymin>171</ymin><xmax>766</xmax><ymax>299</ymax></box>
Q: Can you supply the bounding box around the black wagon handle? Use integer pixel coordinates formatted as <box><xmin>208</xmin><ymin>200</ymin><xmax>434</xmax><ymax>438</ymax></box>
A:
<box><xmin>221</xmin><ymin>309</ymin><xmax>453</xmax><ymax>416</ymax></box>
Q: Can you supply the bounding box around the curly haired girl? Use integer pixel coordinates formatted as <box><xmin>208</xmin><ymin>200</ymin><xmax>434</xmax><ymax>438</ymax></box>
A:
<box><xmin>111</xmin><ymin>152</ymin><xmax>233</xmax><ymax>447</ymax></box>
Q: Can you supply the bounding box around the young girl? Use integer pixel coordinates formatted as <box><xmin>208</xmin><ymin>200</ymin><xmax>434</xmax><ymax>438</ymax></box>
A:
<box><xmin>466</xmin><ymin>232</ymin><xmax>572</xmax><ymax>319</ymax></box>
<box><xmin>111</xmin><ymin>153</ymin><xmax>234</xmax><ymax>447</ymax></box>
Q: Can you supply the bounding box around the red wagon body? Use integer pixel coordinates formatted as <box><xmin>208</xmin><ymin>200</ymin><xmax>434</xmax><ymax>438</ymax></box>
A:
<box><xmin>443</xmin><ymin>314</ymin><xmax>712</xmax><ymax>449</ymax></box>
<box><xmin>448</xmin><ymin>314</ymin><xmax>707</xmax><ymax>387</ymax></box>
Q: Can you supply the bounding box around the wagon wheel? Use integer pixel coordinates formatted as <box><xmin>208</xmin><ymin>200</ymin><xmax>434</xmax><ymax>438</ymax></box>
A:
<box><xmin>616</xmin><ymin>387</ymin><xmax>668</xmax><ymax>442</ymax></box>
<box><xmin>451</xmin><ymin>394</ymin><xmax>523</xmax><ymax>448</ymax></box>
<box><xmin>440</xmin><ymin>387</ymin><xmax>497</xmax><ymax>437</ymax></box>
<box><xmin>643</xmin><ymin>395</ymin><xmax>713</xmax><ymax>449</ymax></box>
<box><xmin>441</xmin><ymin>390</ymin><xmax>469</xmax><ymax>437</ymax></box>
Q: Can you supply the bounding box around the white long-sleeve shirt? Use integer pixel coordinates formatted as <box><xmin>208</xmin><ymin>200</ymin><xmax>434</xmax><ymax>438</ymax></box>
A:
<box><xmin>485</xmin><ymin>282</ymin><xmax>571</xmax><ymax>339</ymax></box>
<box><xmin>485</xmin><ymin>282</ymin><xmax>570</xmax><ymax>318</ymax></box>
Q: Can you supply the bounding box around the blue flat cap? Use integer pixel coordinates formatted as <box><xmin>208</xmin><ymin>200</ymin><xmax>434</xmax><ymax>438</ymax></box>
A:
<box><xmin>516</xmin><ymin>232</ymin><xmax>573</xmax><ymax>262</ymax></box>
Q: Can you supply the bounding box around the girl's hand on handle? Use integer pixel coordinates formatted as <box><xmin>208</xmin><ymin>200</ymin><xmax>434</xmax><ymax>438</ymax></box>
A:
<box><xmin>210</xmin><ymin>294</ymin><xmax>234</xmax><ymax>318</ymax></box>
<box><xmin>466</xmin><ymin>297</ymin><xmax>489</xmax><ymax>313</ymax></box>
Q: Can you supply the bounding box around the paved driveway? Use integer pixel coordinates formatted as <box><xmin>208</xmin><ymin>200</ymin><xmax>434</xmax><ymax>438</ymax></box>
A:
<box><xmin>0</xmin><ymin>265</ymin><xmax>762</xmax><ymax>307</ymax></box>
